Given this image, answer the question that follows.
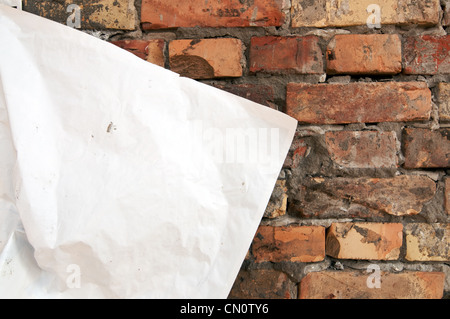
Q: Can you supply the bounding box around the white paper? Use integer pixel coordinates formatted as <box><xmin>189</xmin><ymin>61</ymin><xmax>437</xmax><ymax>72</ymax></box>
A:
<box><xmin>0</xmin><ymin>5</ymin><xmax>297</xmax><ymax>299</ymax></box>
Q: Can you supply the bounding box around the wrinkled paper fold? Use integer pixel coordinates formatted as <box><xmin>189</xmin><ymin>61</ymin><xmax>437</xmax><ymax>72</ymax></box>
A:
<box><xmin>0</xmin><ymin>5</ymin><xmax>297</xmax><ymax>298</ymax></box>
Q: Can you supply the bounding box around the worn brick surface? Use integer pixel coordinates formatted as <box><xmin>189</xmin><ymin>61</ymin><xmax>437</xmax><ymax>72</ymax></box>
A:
<box><xmin>263</xmin><ymin>180</ymin><xmax>288</xmax><ymax>219</ymax></box>
<box><xmin>444</xmin><ymin>1</ymin><xmax>450</xmax><ymax>26</ymax></box>
<box><xmin>446</xmin><ymin>178</ymin><xmax>450</xmax><ymax>215</ymax></box>
<box><xmin>23</xmin><ymin>0</ymin><xmax>136</xmax><ymax>30</ymax></box>
<box><xmin>286</xmin><ymin>82</ymin><xmax>432</xmax><ymax>124</ymax></box>
<box><xmin>326</xmin><ymin>34</ymin><xmax>401</xmax><ymax>75</ymax></box>
<box><xmin>405</xmin><ymin>223</ymin><xmax>450</xmax><ymax>261</ymax></box>
<box><xmin>437</xmin><ymin>83</ymin><xmax>450</xmax><ymax>122</ymax></box>
<box><xmin>326</xmin><ymin>222</ymin><xmax>403</xmax><ymax>260</ymax></box>
<box><xmin>294</xmin><ymin>183</ymin><xmax>386</xmax><ymax>220</ymax></box>
<box><xmin>169</xmin><ymin>39</ymin><xmax>243</xmax><ymax>79</ymax></box>
<box><xmin>283</xmin><ymin>132</ymin><xmax>310</xmax><ymax>169</ymax></box>
<box><xmin>325</xmin><ymin>131</ymin><xmax>398</xmax><ymax>169</ymax></box>
<box><xmin>299</xmin><ymin>271</ymin><xmax>445</xmax><ymax>299</ymax></box>
<box><xmin>403</xmin><ymin>128</ymin><xmax>450</xmax><ymax>168</ymax></box>
<box><xmin>212</xmin><ymin>84</ymin><xmax>275</xmax><ymax>108</ymax></box>
<box><xmin>111</xmin><ymin>39</ymin><xmax>165</xmax><ymax>67</ymax></box>
<box><xmin>403</xmin><ymin>36</ymin><xmax>450</xmax><ymax>75</ymax></box>
<box><xmin>291</xmin><ymin>0</ymin><xmax>440</xmax><ymax>28</ymax></box>
<box><xmin>250</xmin><ymin>36</ymin><xmax>323</xmax><ymax>74</ymax></box>
<box><xmin>298</xmin><ymin>176</ymin><xmax>436</xmax><ymax>217</ymax></box>
<box><xmin>141</xmin><ymin>0</ymin><xmax>286</xmax><ymax>30</ymax></box>
<box><xmin>228</xmin><ymin>269</ymin><xmax>296</xmax><ymax>299</ymax></box>
<box><xmin>252</xmin><ymin>225</ymin><xmax>325</xmax><ymax>263</ymax></box>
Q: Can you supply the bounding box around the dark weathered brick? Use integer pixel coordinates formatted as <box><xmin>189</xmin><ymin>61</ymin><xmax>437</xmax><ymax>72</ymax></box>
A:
<box><xmin>286</xmin><ymin>82</ymin><xmax>431</xmax><ymax>124</ymax></box>
<box><xmin>296</xmin><ymin>176</ymin><xmax>436</xmax><ymax>217</ymax></box>
<box><xmin>403</xmin><ymin>128</ymin><xmax>450</xmax><ymax>168</ymax></box>
<box><xmin>325</xmin><ymin>131</ymin><xmax>398</xmax><ymax>169</ymax></box>
<box><xmin>229</xmin><ymin>269</ymin><xmax>297</xmax><ymax>299</ymax></box>
<box><xmin>213</xmin><ymin>84</ymin><xmax>275</xmax><ymax>108</ymax></box>
<box><xmin>403</xmin><ymin>36</ymin><xmax>450</xmax><ymax>75</ymax></box>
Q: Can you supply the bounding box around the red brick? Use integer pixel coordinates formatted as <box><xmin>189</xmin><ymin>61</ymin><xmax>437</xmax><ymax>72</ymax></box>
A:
<box><xmin>250</xmin><ymin>36</ymin><xmax>323</xmax><ymax>74</ymax></box>
<box><xmin>228</xmin><ymin>269</ymin><xmax>296</xmax><ymax>299</ymax></box>
<box><xmin>141</xmin><ymin>0</ymin><xmax>286</xmax><ymax>30</ymax></box>
<box><xmin>403</xmin><ymin>36</ymin><xmax>450</xmax><ymax>75</ymax></box>
<box><xmin>325</xmin><ymin>131</ymin><xmax>398</xmax><ymax>169</ymax></box>
<box><xmin>326</xmin><ymin>223</ymin><xmax>403</xmax><ymax>260</ymax></box>
<box><xmin>299</xmin><ymin>271</ymin><xmax>445</xmax><ymax>299</ymax></box>
<box><xmin>286</xmin><ymin>82</ymin><xmax>431</xmax><ymax>125</ymax></box>
<box><xmin>300</xmin><ymin>176</ymin><xmax>436</xmax><ymax>217</ymax></box>
<box><xmin>326</xmin><ymin>34</ymin><xmax>401</xmax><ymax>75</ymax></box>
<box><xmin>213</xmin><ymin>84</ymin><xmax>275</xmax><ymax>108</ymax></box>
<box><xmin>252</xmin><ymin>225</ymin><xmax>325</xmax><ymax>263</ymax></box>
<box><xmin>169</xmin><ymin>39</ymin><xmax>243</xmax><ymax>79</ymax></box>
<box><xmin>111</xmin><ymin>39</ymin><xmax>165</xmax><ymax>67</ymax></box>
<box><xmin>403</xmin><ymin>128</ymin><xmax>450</xmax><ymax>168</ymax></box>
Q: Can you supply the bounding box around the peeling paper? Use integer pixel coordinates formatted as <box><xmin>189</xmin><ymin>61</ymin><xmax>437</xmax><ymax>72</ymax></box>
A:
<box><xmin>0</xmin><ymin>6</ymin><xmax>297</xmax><ymax>298</ymax></box>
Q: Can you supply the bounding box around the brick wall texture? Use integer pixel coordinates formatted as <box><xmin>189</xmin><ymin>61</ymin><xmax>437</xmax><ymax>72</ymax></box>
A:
<box><xmin>23</xmin><ymin>0</ymin><xmax>450</xmax><ymax>299</ymax></box>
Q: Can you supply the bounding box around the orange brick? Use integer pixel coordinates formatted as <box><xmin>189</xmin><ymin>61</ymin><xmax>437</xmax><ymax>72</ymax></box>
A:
<box><xmin>111</xmin><ymin>39</ymin><xmax>165</xmax><ymax>67</ymax></box>
<box><xmin>169</xmin><ymin>39</ymin><xmax>243</xmax><ymax>79</ymax></box>
<box><xmin>326</xmin><ymin>223</ymin><xmax>403</xmax><ymax>260</ymax></box>
<box><xmin>250</xmin><ymin>36</ymin><xmax>323</xmax><ymax>74</ymax></box>
<box><xmin>299</xmin><ymin>271</ymin><xmax>445</xmax><ymax>299</ymax></box>
<box><xmin>141</xmin><ymin>0</ymin><xmax>286</xmax><ymax>29</ymax></box>
<box><xmin>252</xmin><ymin>225</ymin><xmax>325</xmax><ymax>263</ymax></box>
<box><xmin>286</xmin><ymin>82</ymin><xmax>431</xmax><ymax>124</ymax></box>
<box><xmin>326</xmin><ymin>34</ymin><xmax>401</xmax><ymax>75</ymax></box>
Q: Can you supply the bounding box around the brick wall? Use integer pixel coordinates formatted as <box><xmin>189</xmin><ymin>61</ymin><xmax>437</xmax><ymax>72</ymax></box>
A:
<box><xmin>21</xmin><ymin>0</ymin><xmax>450</xmax><ymax>299</ymax></box>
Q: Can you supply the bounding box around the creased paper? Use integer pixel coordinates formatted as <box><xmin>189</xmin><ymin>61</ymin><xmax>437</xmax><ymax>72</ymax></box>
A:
<box><xmin>0</xmin><ymin>5</ymin><xmax>297</xmax><ymax>298</ymax></box>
